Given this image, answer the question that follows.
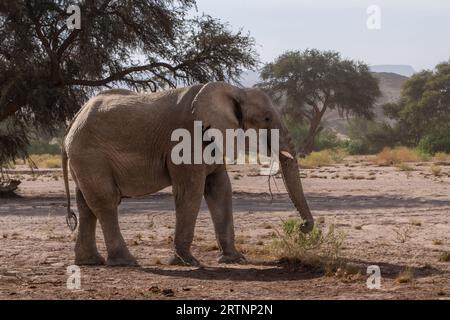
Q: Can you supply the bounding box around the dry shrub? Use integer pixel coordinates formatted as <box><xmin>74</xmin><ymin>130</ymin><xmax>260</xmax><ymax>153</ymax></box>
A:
<box><xmin>299</xmin><ymin>149</ymin><xmax>347</xmax><ymax>168</ymax></box>
<box><xmin>271</xmin><ymin>218</ymin><xmax>347</xmax><ymax>272</ymax></box>
<box><xmin>433</xmin><ymin>152</ymin><xmax>450</xmax><ymax>162</ymax></box>
<box><xmin>29</xmin><ymin>154</ymin><xmax>61</xmax><ymax>168</ymax></box>
<box><xmin>393</xmin><ymin>225</ymin><xmax>413</xmax><ymax>243</ymax></box>
<box><xmin>430</xmin><ymin>165</ymin><xmax>442</xmax><ymax>177</ymax></box>
<box><xmin>397</xmin><ymin>267</ymin><xmax>414</xmax><ymax>284</ymax></box>
<box><xmin>439</xmin><ymin>252</ymin><xmax>450</xmax><ymax>262</ymax></box>
<box><xmin>373</xmin><ymin>147</ymin><xmax>427</xmax><ymax>166</ymax></box>
<box><xmin>395</xmin><ymin>163</ymin><xmax>414</xmax><ymax>172</ymax></box>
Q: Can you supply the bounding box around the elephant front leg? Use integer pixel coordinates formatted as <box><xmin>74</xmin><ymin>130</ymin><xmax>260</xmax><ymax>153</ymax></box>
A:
<box><xmin>168</xmin><ymin>181</ymin><xmax>204</xmax><ymax>267</ymax></box>
<box><xmin>204</xmin><ymin>168</ymin><xmax>246</xmax><ymax>264</ymax></box>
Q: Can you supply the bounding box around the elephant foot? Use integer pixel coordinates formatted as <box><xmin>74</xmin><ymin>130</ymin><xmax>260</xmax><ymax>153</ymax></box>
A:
<box><xmin>106</xmin><ymin>252</ymin><xmax>138</xmax><ymax>267</ymax></box>
<box><xmin>218</xmin><ymin>251</ymin><xmax>246</xmax><ymax>264</ymax></box>
<box><xmin>75</xmin><ymin>253</ymin><xmax>106</xmax><ymax>266</ymax></box>
<box><xmin>169</xmin><ymin>253</ymin><xmax>201</xmax><ymax>267</ymax></box>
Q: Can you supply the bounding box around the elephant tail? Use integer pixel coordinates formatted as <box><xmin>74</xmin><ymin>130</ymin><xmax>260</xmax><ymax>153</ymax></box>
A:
<box><xmin>62</xmin><ymin>145</ymin><xmax>78</xmax><ymax>231</ymax></box>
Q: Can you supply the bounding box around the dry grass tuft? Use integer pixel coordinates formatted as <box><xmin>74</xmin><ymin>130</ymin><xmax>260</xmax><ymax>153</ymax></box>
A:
<box><xmin>410</xmin><ymin>219</ymin><xmax>422</xmax><ymax>227</ymax></box>
<box><xmin>372</xmin><ymin>147</ymin><xmax>427</xmax><ymax>166</ymax></box>
<box><xmin>397</xmin><ymin>267</ymin><xmax>414</xmax><ymax>283</ymax></box>
<box><xmin>259</xmin><ymin>222</ymin><xmax>273</xmax><ymax>229</ymax></box>
<box><xmin>235</xmin><ymin>235</ymin><xmax>249</xmax><ymax>244</ymax></box>
<box><xmin>29</xmin><ymin>154</ymin><xmax>62</xmax><ymax>168</ymax></box>
<box><xmin>299</xmin><ymin>149</ymin><xmax>347</xmax><ymax>168</ymax></box>
<box><xmin>432</xmin><ymin>152</ymin><xmax>450</xmax><ymax>162</ymax></box>
<box><xmin>396</xmin><ymin>163</ymin><xmax>414</xmax><ymax>172</ymax></box>
<box><xmin>439</xmin><ymin>252</ymin><xmax>450</xmax><ymax>262</ymax></box>
<box><xmin>270</xmin><ymin>218</ymin><xmax>347</xmax><ymax>273</ymax></box>
<box><xmin>430</xmin><ymin>165</ymin><xmax>442</xmax><ymax>177</ymax></box>
<box><xmin>393</xmin><ymin>225</ymin><xmax>413</xmax><ymax>243</ymax></box>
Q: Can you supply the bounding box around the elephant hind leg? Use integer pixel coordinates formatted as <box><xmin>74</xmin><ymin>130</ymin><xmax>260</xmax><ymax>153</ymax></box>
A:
<box><xmin>75</xmin><ymin>169</ymin><xmax>137</xmax><ymax>267</ymax></box>
<box><xmin>98</xmin><ymin>205</ymin><xmax>138</xmax><ymax>267</ymax></box>
<box><xmin>74</xmin><ymin>188</ymin><xmax>105</xmax><ymax>265</ymax></box>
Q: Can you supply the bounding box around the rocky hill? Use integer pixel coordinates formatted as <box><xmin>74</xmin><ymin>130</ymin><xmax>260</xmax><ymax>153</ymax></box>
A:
<box><xmin>370</xmin><ymin>65</ymin><xmax>415</xmax><ymax>77</ymax></box>
<box><xmin>323</xmin><ymin>72</ymin><xmax>409</xmax><ymax>136</ymax></box>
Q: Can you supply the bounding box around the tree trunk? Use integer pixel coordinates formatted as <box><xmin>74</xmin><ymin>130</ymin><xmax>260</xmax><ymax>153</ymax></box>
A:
<box><xmin>300</xmin><ymin>104</ymin><xmax>328</xmax><ymax>156</ymax></box>
<box><xmin>301</xmin><ymin>120</ymin><xmax>319</xmax><ymax>155</ymax></box>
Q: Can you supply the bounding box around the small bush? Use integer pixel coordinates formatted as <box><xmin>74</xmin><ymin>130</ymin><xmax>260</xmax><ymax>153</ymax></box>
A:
<box><xmin>313</xmin><ymin>130</ymin><xmax>346</xmax><ymax>151</ymax></box>
<box><xmin>418</xmin><ymin>127</ymin><xmax>450</xmax><ymax>154</ymax></box>
<box><xmin>299</xmin><ymin>149</ymin><xmax>347</xmax><ymax>168</ymax></box>
<box><xmin>271</xmin><ymin>219</ymin><xmax>346</xmax><ymax>270</ymax></box>
<box><xmin>345</xmin><ymin>139</ymin><xmax>371</xmax><ymax>155</ymax></box>
<box><xmin>372</xmin><ymin>147</ymin><xmax>427</xmax><ymax>166</ymax></box>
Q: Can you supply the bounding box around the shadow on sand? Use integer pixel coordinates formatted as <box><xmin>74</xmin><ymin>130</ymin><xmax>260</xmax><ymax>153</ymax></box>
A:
<box><xmin>2</xmin><ymin>192</ymin><xmax>450</xmax><ymax>216</ymax></box>
<box><xmin>139</xmin><ymin>257</ymin><xmax>447</xmax><ymax>282</ymax></box>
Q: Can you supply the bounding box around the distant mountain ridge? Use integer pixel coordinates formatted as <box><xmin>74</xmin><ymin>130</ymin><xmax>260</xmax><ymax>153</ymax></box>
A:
<box><xmin>323</xmin><ymin>72</ymin><xmax>409</xmax><ymax>136</ymax></box>
<box><xmin>240</xmin><ymin>65</ymin><xmax>415</xmax><ymax>87</ymax></box>
<box><xmin>369</xmin><ymin>65</ymin><xmax>415</xmax><ymax>77</ymax></box>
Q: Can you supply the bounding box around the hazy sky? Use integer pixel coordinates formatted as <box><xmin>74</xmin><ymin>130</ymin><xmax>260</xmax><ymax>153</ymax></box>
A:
<box><xmin>195</xmin><ymin>0</ymin><xmax>450</xmax><ymax>71</ymax></box>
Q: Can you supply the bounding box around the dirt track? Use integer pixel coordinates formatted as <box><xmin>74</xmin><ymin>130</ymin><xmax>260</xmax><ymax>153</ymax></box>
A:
<box><xmin>1</xmin><ymin>161</ymin><xmax>449</xmax><ymax>299</ymax></box>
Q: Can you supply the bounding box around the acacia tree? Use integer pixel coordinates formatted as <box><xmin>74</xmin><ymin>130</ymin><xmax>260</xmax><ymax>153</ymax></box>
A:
<box><xmin>383</xmin><ymin>61</ymin><xmax>450</xmax><ymax>151</ymax></box>
<box><xmin>258</xmin><ymin>49</ymin><xmax>380</xmax><ymax>154</ymax></box>
<box><xmin>0</xmin><ymin>0</ymin><xmax>258</xmax><ymax>175</ymax></box>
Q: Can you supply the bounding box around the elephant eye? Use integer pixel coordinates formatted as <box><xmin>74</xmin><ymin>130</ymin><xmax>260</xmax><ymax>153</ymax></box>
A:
<box><xmin>264</xmin><ymin>117</ymin><xmax>271</xmax><ymax>122</ymax></box>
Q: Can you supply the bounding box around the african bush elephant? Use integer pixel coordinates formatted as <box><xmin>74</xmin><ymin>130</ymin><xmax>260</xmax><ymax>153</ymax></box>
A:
<box><xmin>62</xmin><ymin>81</ymin><xmax>314</xmax><ymax>266</ymax></box>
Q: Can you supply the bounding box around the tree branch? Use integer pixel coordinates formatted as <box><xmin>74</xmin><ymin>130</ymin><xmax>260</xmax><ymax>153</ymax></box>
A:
<box><xmin>65</xmin><ymin>62</ymin><xmax>180</xmax><ymax>87</ymax></box>
<box><xmin>56</xmin><ymin>29</ymin><xmax>80</xmax><ymax>59</ymax></box>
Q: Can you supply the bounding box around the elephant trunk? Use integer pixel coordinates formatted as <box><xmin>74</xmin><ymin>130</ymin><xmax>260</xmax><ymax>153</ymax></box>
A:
<box><xmin>279</xmin><ymin>135</ymin><xmax>314</xmax><ymax>233</ymax></box>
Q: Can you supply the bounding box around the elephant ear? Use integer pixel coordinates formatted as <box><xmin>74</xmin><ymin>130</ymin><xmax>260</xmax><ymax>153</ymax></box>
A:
<box><xmin>191</xmin><ymin>82</ymin><xmax>245</xmax><ymax>133</ymax></box>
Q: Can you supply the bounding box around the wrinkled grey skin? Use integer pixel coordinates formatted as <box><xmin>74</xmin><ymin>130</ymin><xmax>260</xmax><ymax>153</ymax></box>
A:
<box><xmin>63</xmin><ymin>82</ymin><xmax>314</xmax><ymax>267</ymax></box>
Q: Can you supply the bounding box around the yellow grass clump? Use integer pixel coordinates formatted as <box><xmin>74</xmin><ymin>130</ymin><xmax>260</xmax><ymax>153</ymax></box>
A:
<box><xmin>372</xmin><ymin>147</ymin><xmax>427</xmax><ymax>166</ymax></box>
<box><xmin>432</xmin><ymin>152</ymin><xmax>450</xmax><ymax>162</ymax></box>
<box><xmin>29</xmin><ymin>154</ymin><xmax>62</xmax><ymax>168</ymax></box>
<box><xmin>299</xmin><ymin>149</ymin><xmax>347</xmax><ymax>168</ymax></box>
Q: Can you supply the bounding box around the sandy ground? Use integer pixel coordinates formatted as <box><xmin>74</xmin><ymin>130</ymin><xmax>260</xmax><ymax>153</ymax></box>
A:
<box><xmin>0</xmin><ymin>159</ymin><xmax>449</xmax><ymax>300</ymax></box>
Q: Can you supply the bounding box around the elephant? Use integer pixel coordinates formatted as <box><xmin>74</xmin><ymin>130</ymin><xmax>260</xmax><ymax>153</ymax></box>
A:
<box><xmin>62</xmin><ymin>81</ymin><xmax>314</xmax><ymax>267</ymax></box>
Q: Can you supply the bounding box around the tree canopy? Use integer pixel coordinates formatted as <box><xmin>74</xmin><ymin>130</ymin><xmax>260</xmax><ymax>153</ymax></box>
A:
<box><xmin>385</xmin><ymin>61</ymin><xmax>450</xmax><ymax>142</ymax></box>
<box><xmin>0</xmin><ymin>0</ymin><xmax>258</xmax><ymax>168</ymax></box>
<box><xmin>258</xmin><ymin>49</ymin><xmax>380</xmax><ymax>154</ymax></box>
<box><xmin>382</xmin><ymin>60</ymin><xmax>450</xmax><ymax>153</ymax></box>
